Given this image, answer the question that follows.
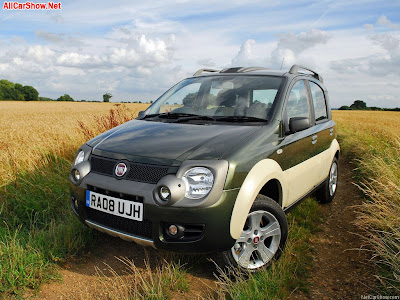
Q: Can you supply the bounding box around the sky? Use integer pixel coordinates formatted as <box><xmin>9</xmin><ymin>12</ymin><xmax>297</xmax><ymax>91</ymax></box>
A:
<box><xmin>0</xmin><ymin>0</ymin><xmax>399</xmax><ymax>108</ymax></box>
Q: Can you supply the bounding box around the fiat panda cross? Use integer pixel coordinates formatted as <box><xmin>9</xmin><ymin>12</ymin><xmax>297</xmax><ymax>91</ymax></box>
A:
<box><xmin>70</xmin><ymin>65</ymin><xmax>340</xmax><ymax>271</ymax></box>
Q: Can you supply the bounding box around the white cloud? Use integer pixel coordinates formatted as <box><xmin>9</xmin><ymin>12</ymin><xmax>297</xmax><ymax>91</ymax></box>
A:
<box><xmin>197</xmin><ymin>58</ymin><xmax>216</xmax><ymax>67</ymax></box>
<box><xmin>35</xmin><ymin>30</ymin><xmax>64</xmax><ymax>43</ymax></box>
<box><xmin>26</xmin><ymin>45</ymin><xmax>55</xmax><ymax>62</ymax></box>
<box><xmin>0</xmin><ymin>1</ymin><xmax>399</xmax><ymax>108</ymax></box>
<box><xmin>56</xmin><ymin>52</ymin><xmax>103</xmax><ymax>68</ymax></box>
<box><xmin>231</xmin><ymin>39</ymin><xmax>257</xmax><ymax>66</ymax></box>
<box><xmin>331</xmin><ymin>23</ymin><xmax>400</xmax><ymax>77</ymax></box>
<box><xmin>230</xmin><ymin>29</ymin><xmax>331</xmax><ymax>69</ymax></box>
<box><xmin>377</xmin><ymin>15</ymin><xmax>400</xmax><ymax>30</ymax></box>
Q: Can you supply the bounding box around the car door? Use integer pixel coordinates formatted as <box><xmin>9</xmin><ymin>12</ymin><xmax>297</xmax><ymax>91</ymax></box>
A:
<box><xmin>307</xmin><ymin>80</ymin><xmax>335</xmax><ymax>182</ymax></box>
<box><xmin>279</xmin><ymin>80</ymin><xmax>320</xmax><ymax>208</ymax></box>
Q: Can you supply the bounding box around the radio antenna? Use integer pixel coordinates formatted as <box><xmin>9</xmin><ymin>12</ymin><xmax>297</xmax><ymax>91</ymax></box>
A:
<box><xmin>280</xmin><ymin>57</ymin><xmax>285</xmax><ymax>70</ymax></box>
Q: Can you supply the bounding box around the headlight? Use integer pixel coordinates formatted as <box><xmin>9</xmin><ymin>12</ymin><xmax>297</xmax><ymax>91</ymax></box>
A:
<box><xmin>74</xmin><ymin>150</ymin><xmax>85</xmax><ymax>166</ymax></box>
<box><xmin>182</xmin><ymin>167</ymin><xmax>214</xmax><ymax>199</ymax></box>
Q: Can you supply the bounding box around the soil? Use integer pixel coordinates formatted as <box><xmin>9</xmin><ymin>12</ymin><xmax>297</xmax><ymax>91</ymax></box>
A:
<box><xmin>26</xmin><ymin>157</ymin><xmax>375</xmax><ymax>299</ymax></box>
<box><xmin>290</xmin><ymin>156</ymin><xmax>376</xmax><ymax>299</ymax></box>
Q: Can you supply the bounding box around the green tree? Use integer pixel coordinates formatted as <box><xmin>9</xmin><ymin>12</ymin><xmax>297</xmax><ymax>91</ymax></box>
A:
<box><xmin>57</xmin><ymin>94</ymin><xmax>74</xmax><ymax>101</ymax></box>
<box><xmin>103</xmin><ymin>93</ymin><xmax>112</xmax><ymax>102</ymax></box>
<box><xmin>350</xmin><ymin>100</ymin><xmax>367</xmax><ymax>110</ymax></box>
<box><xmin>0</xmin><ymin>79</ymin><xmax>15</xmax><ymax>100</ymax></box>
<box><xmin>338</xmin><ymin>105</ymin><xmax>351</xmax><ymax>110</ymax></box>
<box><xmin>14</xmin><ymin>83</ymin><xmax>25</xmax><ymax>100</ymax></box>
<box><xmin>22</xmin><ymin>85</ymin><xmax>39</xmax><ymax>101</ymax></box>
<box><xmin>39</xmin><ymin>97</ymin><xmax>55</xmax><ymax>101</ymax></box>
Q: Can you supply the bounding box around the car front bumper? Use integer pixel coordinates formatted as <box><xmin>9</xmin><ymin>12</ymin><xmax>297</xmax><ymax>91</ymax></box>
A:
<box><xmin>70</xmin><ymin>172</ymin><xmax>238</xmax><ymax>254</ymax></box>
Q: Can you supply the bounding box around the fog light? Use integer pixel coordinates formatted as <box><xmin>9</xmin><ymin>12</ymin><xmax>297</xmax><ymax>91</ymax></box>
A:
<box><xmin>159</xmin><ymin>186</ymin><xmax>171</xmax><ymax>201</ymax></box>
<box><xmin>73</xmin><ymin>169</ymin><xmax>80</xmax><ymax>181</ymax></box>
<box><xmin>168</xmin><ymin>225</ymin><xmax>178</xmax><ymax>236</ymax></box>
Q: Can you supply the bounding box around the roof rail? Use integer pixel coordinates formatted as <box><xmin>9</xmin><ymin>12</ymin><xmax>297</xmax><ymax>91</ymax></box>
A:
<box><xmin>237</xmin><ymin>67</ymin><xmax>269</xmax><ymax>73</ymax></box>
<box><xmin>193</xmin><ymin>68</ymin><xmax>220</xmax><ymax>76</ymax></box>
<box><xmin>289</xmin><ymin>65</ymin><xmax>323</xmax><ymax>82</ymax></box>
<box><xmin>193</xmin><ymin>66</ymin><xmax>270</xmax><ymax>76</ymax></box>
<box><xmin>219</xmin><ymin>67</ymin><xmax>243</xmax><ymax>73</ymax></box>
<box><xmin>219</xmin><ymin>66</ymin><xmax>269</xmax><ymax>73</ymax></box>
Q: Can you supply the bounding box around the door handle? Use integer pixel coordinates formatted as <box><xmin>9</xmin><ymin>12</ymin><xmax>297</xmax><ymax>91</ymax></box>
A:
<box><xmin>329</xmin><ymin>128</ymin><xmax>334</xmax><ymax>136</ymax></box>
<box><xmin>312</xmin><ymin>135</ymin><xmax>318</xmax><ymax>144</ymax></box>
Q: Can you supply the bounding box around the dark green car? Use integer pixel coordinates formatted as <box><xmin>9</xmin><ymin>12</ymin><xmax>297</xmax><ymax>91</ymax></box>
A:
<box><xmin>70</xmin><ymin>65</ymin><xmax>340</xmax><ymax>271</ymax></box>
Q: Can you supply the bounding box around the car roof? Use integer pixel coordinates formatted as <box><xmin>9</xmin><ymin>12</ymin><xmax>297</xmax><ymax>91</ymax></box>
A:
<box><xmin>192</xmin><ymin>65</ymin><xmax>324</xmax><ymax>83</ymax></box>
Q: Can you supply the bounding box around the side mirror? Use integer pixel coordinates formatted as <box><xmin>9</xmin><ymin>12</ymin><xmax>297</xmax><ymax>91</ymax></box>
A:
<box><xmin>289</xmin><ymin>117</ymin><xmax>310</xmax><ymax>133</ymax></box>
<box><xmin>137</xmin><ymin>111</ymin><xmax>145</xmax><ymax>119</ymax></box>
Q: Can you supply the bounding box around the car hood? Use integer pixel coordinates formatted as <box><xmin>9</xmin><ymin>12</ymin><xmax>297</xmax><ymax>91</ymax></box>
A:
<box><xmin>88</xmin><ymin>119</ymin><xmax>261</xmax><ymax>166</ymax></box>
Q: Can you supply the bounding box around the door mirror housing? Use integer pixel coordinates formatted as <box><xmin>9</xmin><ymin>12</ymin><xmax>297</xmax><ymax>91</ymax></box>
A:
<box><xmin>289</xmin><ymin>117</ymin><xmax>310</xmax><ymax>133</ymax></box>
<box><xmin>137</xmin><ymin>111</ymin><xmax>145</xmax><ymax>119</ymax></box>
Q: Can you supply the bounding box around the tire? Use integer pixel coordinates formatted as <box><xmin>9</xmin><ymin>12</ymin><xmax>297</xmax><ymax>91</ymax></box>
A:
<box><xmin>222</xmin><ymin>195</ymin><xmax>288</xmax><ymax>272</ymax></box>
<box><xmin>316</xmin><ymin>157</ymin><xmax>338</xmax><ymax>204</ymax></box>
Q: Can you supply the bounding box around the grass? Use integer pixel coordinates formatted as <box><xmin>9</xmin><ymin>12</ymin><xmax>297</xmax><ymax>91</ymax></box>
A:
<box><xmin>71</xmin><ymin>256</ymin><xmax>190</xmax><ymax>300</ymax></box>
<box><xmin>0</xmin><ymin>100</ymin><xmax>325</xmax><ymax>298</ymax></box>
<box><xmin>0</xmin><ymin>151</ymin><xmax>93</xmax><ymax>296</ymax></box>
<box><xmin>0</xmin><ymin>102</ymin><xmax>148</xmax><ymax>296</ymax></box>
<box><xmin>333</xmin><ymin>110</ymin><xmax>400</xmax><ymax>292</ymax></box>
<box><xmin>3</xmin><ymin>102</ymin><xmax>396</xmax><ymax>298</ymax></box>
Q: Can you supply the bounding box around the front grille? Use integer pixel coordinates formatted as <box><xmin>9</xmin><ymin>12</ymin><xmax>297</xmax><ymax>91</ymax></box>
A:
<box><xmin>90</xmin><ymin>155</ymin><xmax>170</xmax><ymax>183</ymax></box>
<box><xmin>86</xmin><ymin>207</ymin><xmax>153</xmax><ymax>239</ymax></box>
<box><xmin>127</xmin><ymin>164</ymin><xmax>169</xmax><ymax>183</ymax></box>
<box><xmin>90</xmin><ymin>156</ymin><xmax>115</xmax><ymax>176</ymax></box>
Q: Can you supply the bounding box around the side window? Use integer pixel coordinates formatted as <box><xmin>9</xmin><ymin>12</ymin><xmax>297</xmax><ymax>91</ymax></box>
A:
<box><xmin>309</xmin><ymin>82</ymin><xmax>327</xmax><ymax>122</ymax></box>
<box><xmin>286</xmin><ymin>80</ymin><xmax>310</xmax><ymax>123</ymax></box>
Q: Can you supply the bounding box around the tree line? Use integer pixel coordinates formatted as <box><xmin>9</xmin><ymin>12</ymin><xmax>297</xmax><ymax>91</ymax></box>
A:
<box><xmin>339</xmin><ymin>100</ymin><xmax>400</xmax><ymax>111</ymax></box>
<box><xmin>0</xmin><ymin>79</ymin><xmax>39</xmax><ymax>101</ymax></box>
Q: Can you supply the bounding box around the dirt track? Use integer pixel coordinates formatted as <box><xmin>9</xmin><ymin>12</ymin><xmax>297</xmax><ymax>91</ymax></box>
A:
<box><xmin>29</xmin><ymin>157</ymin><xmax>375</xmax><ymax>299</ymax></box>
<box><xmin>291</xmin><ymin>157</ymin><xmax>376</xmax><ymax>299</ymax></box>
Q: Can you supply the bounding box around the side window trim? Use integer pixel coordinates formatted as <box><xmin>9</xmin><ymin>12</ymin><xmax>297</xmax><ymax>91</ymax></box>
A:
<box><xmin>304</xmin><ymin>80</ymin><xmax>316</xmax><ymax>126</ymax></box>
<box><xmin>308</xmin><ymin>80</ymin><xmax>328</xmax><ymax>124</ymax></box>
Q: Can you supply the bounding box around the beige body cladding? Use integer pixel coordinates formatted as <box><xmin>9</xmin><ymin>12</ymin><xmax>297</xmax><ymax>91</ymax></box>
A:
<box><xmin>230</xmin><ymin>139</ymin><xmax>340</xmax><ymax>239</ymax></box>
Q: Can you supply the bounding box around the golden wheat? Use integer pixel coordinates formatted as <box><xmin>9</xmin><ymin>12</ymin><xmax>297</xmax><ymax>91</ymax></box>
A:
<box><xmin>0</xmin><ymin>101</ymin><xmax>149</xmax><ymax>187</ymax></box>
<box><xmin>332</xmin><ymin>110</ymin><xmax>400</xmax><ymax>291</ymax></box>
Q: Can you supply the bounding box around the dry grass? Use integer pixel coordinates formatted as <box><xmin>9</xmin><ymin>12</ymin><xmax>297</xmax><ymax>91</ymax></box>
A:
<box><xmin>70</xmin><ymin>255</ymin><xmax>189</xmax><ymax>300</ymax></box>
<box><xmin>332</xmin><ymin>110</ymin><xmax>400</xmax><ymax>292</ymax></box>
<box><xmin>0</xmin><ymin>101</ymin><xmax>149</xmax><ymax>188</ymax></box>
<box><xmin>0</xmin><ymin>101</ymin><xmax>149</xmax><ymax>295</ymax></box>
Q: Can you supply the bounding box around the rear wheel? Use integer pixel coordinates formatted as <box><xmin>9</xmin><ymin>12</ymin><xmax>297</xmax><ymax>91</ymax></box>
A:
<box><xmin>222</xmin><ymin>195</ymin><xmax>288</xmax><ymax>272</ymax></box>
<box><xmin>316</xmin><ymin>157</ymin><xmax>338</xmax><ymax>204</ymax></box>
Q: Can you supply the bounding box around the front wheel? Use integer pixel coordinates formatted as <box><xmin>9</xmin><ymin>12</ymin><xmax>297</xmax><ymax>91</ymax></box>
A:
<box><xmin>222</xmin><ymin>195</ymin><xmax>288</xmax><ymax>272</ymax></box>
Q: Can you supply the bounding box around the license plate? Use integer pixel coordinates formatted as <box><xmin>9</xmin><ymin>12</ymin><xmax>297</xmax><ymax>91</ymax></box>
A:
<box><xmin>86</xmin><ymin>190</ymin><xmax>143</xmax><ymax>221</ymax></box>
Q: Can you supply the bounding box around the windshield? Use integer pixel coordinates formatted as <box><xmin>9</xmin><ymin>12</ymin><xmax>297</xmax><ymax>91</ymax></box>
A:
<box><xmin>145</xmin><ymin>75</ymin><xmax>284</xmax><ymax>121</ymax></box>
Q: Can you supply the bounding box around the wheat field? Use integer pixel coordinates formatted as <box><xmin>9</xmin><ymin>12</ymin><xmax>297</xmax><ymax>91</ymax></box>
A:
<box><xmin>0</xmin><ymin>101</ymin><xmax>149</xmax><ymax>187</ymax></box>
<box><xmin>0</xmin><ymin>103</ymin><xmax>398</xmax><ymax>294</ymax></box>
<box><xmin>332</xmin><ymin>110</ymin><xmax>400</xmax><ymax>292</ymax></box>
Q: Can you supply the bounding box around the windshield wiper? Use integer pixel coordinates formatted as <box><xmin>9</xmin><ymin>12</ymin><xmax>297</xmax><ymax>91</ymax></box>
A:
<box><xmin>214</xmin><ymin>116</ymin><xmax>268</xmax><ymax>122</ymax></box>
<box><xmin>174</xmin><ymin>115</ymin><xmax>216</xmax><ymax>123</ymax></box>
<box><xmin>141</xmin><ymin>112</ymin><xmax>197</xmax><ymax>120</ymax></box>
